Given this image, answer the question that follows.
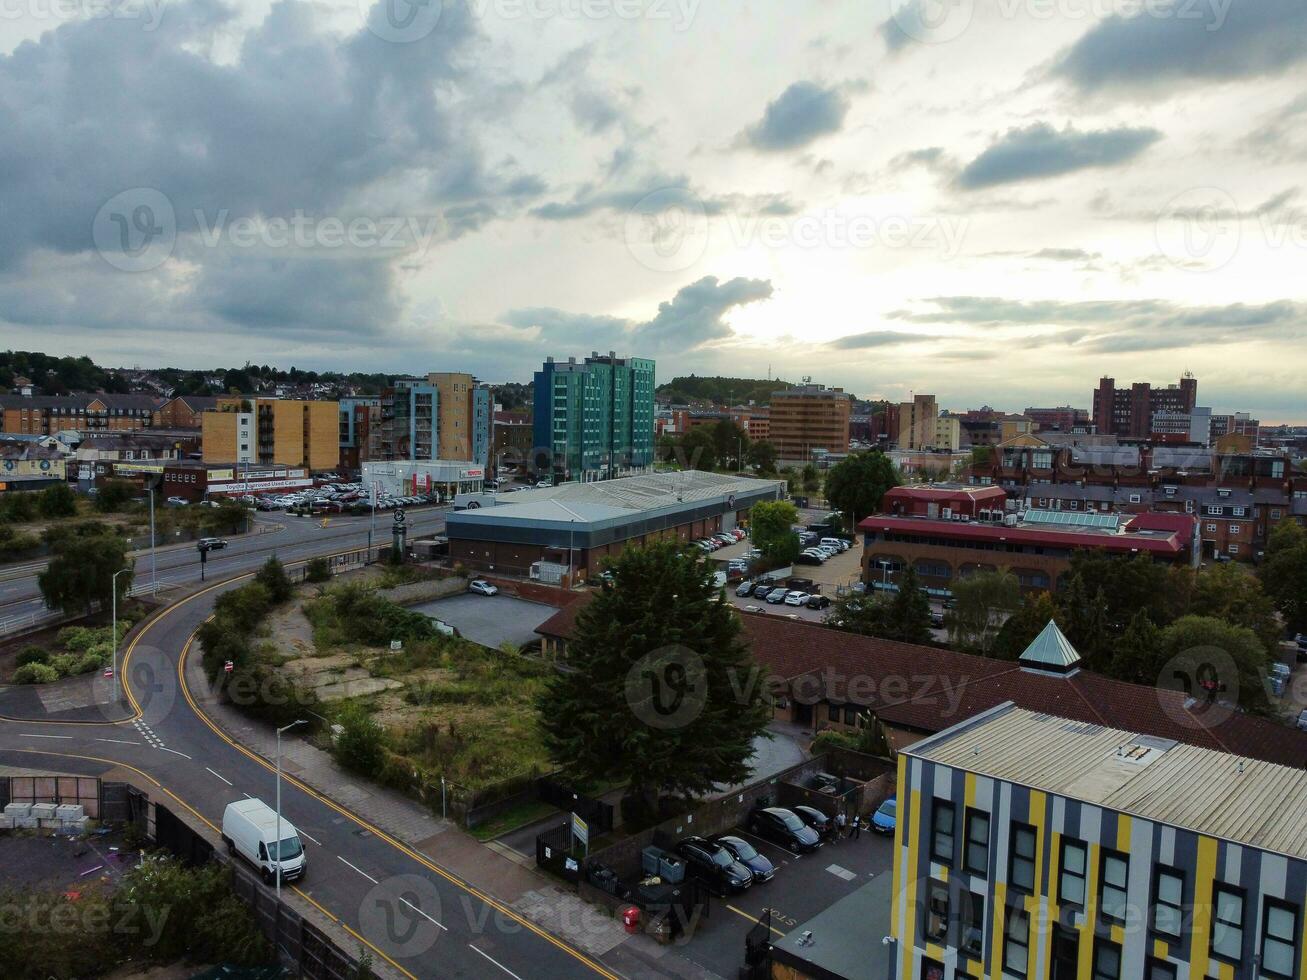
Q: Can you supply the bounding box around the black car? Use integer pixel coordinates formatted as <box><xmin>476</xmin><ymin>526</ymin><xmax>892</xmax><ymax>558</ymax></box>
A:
<box><xmin>747</xmin><ymin>807</ymin><xmax>822</xmax><ymax>853</ymax></box>
<box><xmin>674</xmin><ymin>837</ymin><xmax>753</xmax><ymax>894</ymax></box>
<box><xmin>792</xmin><ymin>805</ymin><xmax>835</xmax><ymax>839</ymax></box>
<box><xmin>714</xmin><ymin>834</ymin><xmax>776</xmax><ymax>882</ymax></box>
<box><xmin>795</xmin><ymin>553</ymin><xmax>823</xmax><ymax>566</ymax></box>
<box><xmin>806</xmin><ymin>594</ymin><xmax>831</xmax><ymax>610</ymax></box>
<box><xmin>752</xmin><ymin>585</ymin><xmax>775</xmax><ymax>600</ymax></box>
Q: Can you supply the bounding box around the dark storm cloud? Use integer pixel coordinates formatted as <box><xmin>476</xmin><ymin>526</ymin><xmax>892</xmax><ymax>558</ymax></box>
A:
<box><xmin>741</xmin><ymin>82</ymin><xmax>851</xmax><ymax>152</ymax></box>
<box><xmin>1050</xmin><ymin>0</ymin><xmax>1307</xmax><ymax>93</ymax></box>
<box><xmin>955</xmin><ymin>124</ymin><xmax>1162</xmax><ymax>190</ymax></box>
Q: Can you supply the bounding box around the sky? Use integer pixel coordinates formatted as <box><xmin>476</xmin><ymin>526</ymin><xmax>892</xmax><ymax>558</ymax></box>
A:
<box><xmin>0</xmin><ymin>0</ymin><xmax>1304</xmax><ymax>421</ymax></box>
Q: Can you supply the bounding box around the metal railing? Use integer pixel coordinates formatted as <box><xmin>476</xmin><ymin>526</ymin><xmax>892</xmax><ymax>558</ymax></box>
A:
<box><xmin>0</xmin><ymin>607</ymin><xmax>63</xmax><ymax>637</ymax></box>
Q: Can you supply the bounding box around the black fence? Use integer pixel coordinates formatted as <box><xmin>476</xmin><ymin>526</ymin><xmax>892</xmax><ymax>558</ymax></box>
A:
<box><xmin>536</xmin><ymin>822</ymin><xmax>583</xmax><ymax>884</ymax></box>
<box><xmin>537</xmin><ymin>778</ymin><xmax>614</xmax><ymax>835</ymax></box>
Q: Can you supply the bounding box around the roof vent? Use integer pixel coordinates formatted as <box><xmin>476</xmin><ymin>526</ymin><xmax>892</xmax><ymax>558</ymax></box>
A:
<box><xmin>1018</xmin><ymin>620</ymin><xmax>1083</xmax><ymax>676</ymax></box>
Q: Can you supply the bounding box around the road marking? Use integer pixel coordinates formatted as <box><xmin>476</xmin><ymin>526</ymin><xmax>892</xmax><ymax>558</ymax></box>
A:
<box><xmin>18</xmin><ymin>733</ymin><xmax>73</xmax><ymax>739</ymax></box>
<box><xmin>298</xmin><ymin>829</ymin><xmax>321</xmax><ymax>846</ymax></box>
<box><xmin>94</xmin><ymin>738</ymin><xmax>141</xmax><ymax>745</ymax></box>
<box><xmin>399</xmin><ymin>895</ymin><xmax>446</xmax><ymax>929</ymax></box>
<box><xmin>79</xmin><ymin>864</ymin><xmax>105</xmax><ymax>876</ymax></box>
<box><xmin>158</xmin><ymin>747</ymin><xmax>191</xmax><ymax>759</ymax></box>
<box><xmin>825</xmin><ymin>863</ymin><xmax>857</xmax><ymax>881</ymax></box>
<box><xmin>205</xmin><ymin>767</ymin><xmax>233</xmax><ymax>786</ymax></box>
<box><xmin>243</xmin><ymin>792</ymin><xmax>255</xmax><ymax>800</ymax></box>
<box><xmin>337</xmin><ymin>856</ymin><xmax>379</xmax><ymax>884</ymax></box>
<box><xmin>469</xmin><ymin>944</ymin><xmax>524</xmax><ymax>980</ymax></box>
<box><xmin>725</xmin><ymin>904</ymin><xmax>786</xmax><ymax>936</ymax></box>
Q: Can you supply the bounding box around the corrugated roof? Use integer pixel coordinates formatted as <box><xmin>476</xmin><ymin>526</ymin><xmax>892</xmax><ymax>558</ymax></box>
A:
<box><xmin>908</xmin><ymin>705</ymin><xmax>1307</xmax><ymax>861</ymax></box>
<box><xmin>478</xmin><ymin>470</ymin><xmax>782</xmax><ymax>517</ymax></box>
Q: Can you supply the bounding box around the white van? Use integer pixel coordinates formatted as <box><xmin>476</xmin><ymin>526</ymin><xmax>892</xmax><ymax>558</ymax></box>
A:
<box><xmin>820</xmin><ymin>537</ymin><xmax>848</xmax><ymax>553</ymax></box>
<box><xmin>221</xmin><ymin>798</ymin><xmax>306</xmax><ymax>884</ymax></box>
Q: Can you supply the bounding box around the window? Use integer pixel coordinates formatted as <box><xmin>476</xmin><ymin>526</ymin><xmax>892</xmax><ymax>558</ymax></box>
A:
<box><xmin>1129</xmin><ymin>493</ymin><xmax>1141</xmax><ymax>504</ymax></box>
<box><xmin>1272</xmin><ymin>508</ymin><xmax>1283</xmax><ymax>519</ymax></box>
<box><xmin>1261</xmin><ymin>898</ymin><xmax>1298</xmax><ymax>978</ymax></box>
<box><xmin>924</xmin><ymin>880</ymin><xmax>949</xmax><ymax>943</ymax></box>
<box><xmin>1099</xmin><ymin>850</ymin><xmax>1129</xmax><ymax>923</ymax></box>
<box><xmin>1229</xmin><ymin>524</ymin><xmax>1241</xmax><ymax>535</ymax></box>
<box><xmin>1210</xmin><ymin>883</ymin><xmax>1244</xmax><ymax>962</ymax></box>
<box><xmin>964</xmin><ymin>809</ymin><xmax>990</xmax><ymax>876</ymax></box>
<box><xmin>931</xmin><ymin>800</ymin><xmax>955</xmax><ymax>865</ymax></box>
<box><xmin>961</xmin><ymin>891</ymin><xmax>984</xmax><ymax>957</ymax></box>
<box><xmin>1092</xmin><ymin>938</ymin><xmax>1122</xmax><ymax>980</ymax></box>
<box><xmin>827</xmin><ymin>703</ymin><xmax>839</xmax><ymax>722</ymax></box>
<box><xmin>1002</xmin><ymin>906</ymin><xmax>1029</xmax><ymax>975</ymax></box>
<box><xmin>1151</xmin><ymin>866</ymin><xmax>1185</xmax><ymax>941</ymax></box>
<box><xmin>1229</xmin><ymin>544</ymin><xmax>1240</xmax><ymax>554</ymax></box>
<box><xmin>1232</xmin><ymin>506</ymin><xmax>1245</xmax><ymax>517</ymax></box>
<box><xmin>1145</xmin><ymin>959</ymin><xmax>1176</xmax><ymax>980</ymax></box>
<box><xmin>1058</xmin><ymin>838</ymin><xmax>1088</xmax><ymax>907</ymax></box>
<box><xmin>1009</xmin><ymin>822</ymin><xmax>1036</xmax><ymax>893</ymax></box>
<box><xmin>1206</xmin><ymin>523</ymin><xmax>1219</xmax><ymax>533</ymax></box>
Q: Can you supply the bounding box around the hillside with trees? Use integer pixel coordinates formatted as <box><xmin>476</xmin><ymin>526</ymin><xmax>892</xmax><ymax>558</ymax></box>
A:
<box><xmin>656</xmin><ymin>375</ymin><xmax>794</xmax><ymax>406</ymax></box>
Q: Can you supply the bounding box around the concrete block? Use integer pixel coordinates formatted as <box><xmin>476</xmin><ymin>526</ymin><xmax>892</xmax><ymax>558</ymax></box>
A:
<box><xmin>0</xmin><ymin>815</ymin><xmax>14</xmax><ymax>830</ymax></box>
<box><xmin>59</xmin><ymin>817</ymin><xmax>89</xmax><ymax>834</ymax></box>
<box><xmin>29</xmin><ymin>803</ymin><xmax>57</xmax><ymax>819</ymax></box>
<box><xmin>14</xmin><ymin>816</ymin><xmax>38</xmax><ymax>829</ymax></box>
<box><xmin>3</xmin><ymin>803</ymin><xmax>31</xmax><ymax>818</ymax></box>
<box><xmin>54</xmin><ymin>804</ymin><xmax>84</xmax><ymax>821</ymax></box>
<box><xmin>38</xmin><ymin>818</ymin><xmax>61</xmax><ymax>829</ymax></box>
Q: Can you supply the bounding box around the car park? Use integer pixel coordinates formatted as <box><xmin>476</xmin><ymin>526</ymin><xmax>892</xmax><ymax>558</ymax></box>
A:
<box><xmin>674</xmin><ymin>837</ymin><xmax>754</xmax><ymax>895</ymax></box>
<box><xmin>871</xmin><ymin>798</ymin><xmax>897</xmax><ymax>834</ymax></box>
<box><xmin>747</xmin><ymin>806</ymin><xmax>821</xmax><ymax>853</ymax></box>
<box><xmin>468</xmin><ymin>579</ymin><xmax>499</xmax><ymax>596</ymax></box>
<box><xmin>784</xmin><ymin>591</ymin><xmax>809</xmax><ymax>606</ymax></box>
<box><xmin>806</xmin><ymin>594</ymin><xmax>831</xmax><ymax>610</ymax></box>
<box><xmin>713</xmin><ymin>835</ymin><xmax>775</xmax><ymax>882</ymax></box>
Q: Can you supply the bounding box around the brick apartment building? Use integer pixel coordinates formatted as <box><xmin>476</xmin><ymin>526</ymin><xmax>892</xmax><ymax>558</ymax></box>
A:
<box><xmin>155</xmin><ymin>394</ymin><xmax>219</xmax><ymax>429</ymax></box>
<box><xmin>1092</xmin><ymin>373</ymin><xmax>1198</xmax><ymax>438</ymax></box>
<box><xmin>0</xmin><ymin>393</ymin><xmax>165</xmax><ymax>434</ymax></box>
<box><xmin>769</xmin><ymin>384</ymin><xmax>852</xmax><ymax>463</ymax></box>
<box><xmin>1023</xmin><ymin>405</ymin><xmax>1091</xmax><ymax>433</ymax></box>
<box><xmin>859</xmin><ymin>484</ymin><xmax>1199</xmax><ymax>595</ymax></box>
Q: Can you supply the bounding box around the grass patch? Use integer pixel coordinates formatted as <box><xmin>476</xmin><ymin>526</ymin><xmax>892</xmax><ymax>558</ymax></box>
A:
<box><xmin>468</xmin><ymin>799</ymin><xmax>559</xmax><ymax>841</ymax></box>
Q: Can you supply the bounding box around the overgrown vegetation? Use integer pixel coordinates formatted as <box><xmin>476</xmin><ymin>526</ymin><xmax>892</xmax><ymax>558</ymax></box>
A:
<box><xmin>9</xmin><ymin>620</ymin><xmax>138</xmax><ymax>683</ymax></box>
<box><xmin>37</xmin><ymin>524</ymin><xmax>133</xmax><ymax>616</ymax></box>
<box><xmin>0</xmin><ymin>853</ymin><xmax>273</xmax><ymax>978</ymax></box>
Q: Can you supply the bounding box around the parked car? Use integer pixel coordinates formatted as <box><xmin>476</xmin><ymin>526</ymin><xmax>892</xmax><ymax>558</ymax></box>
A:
<box><xmin>165</xmin><ymin>496</ymin><xmax>188</xmax><ymax>506</ymax></box>
<box><xmin>221</xmin><ymin>798</ymin><xmax>306</xmax><ymax>884</ymax></box>
<box><xmin>784</xmin><ymin>591</ymin><xmax>809</xmax><ymax>606</ymax></box>
<box><xmin>713</xmin><ymin>835</ymin><xmax>775</xmax><ymax>883</ymax></box>
<box><xmin>930</xmin><ymin>611</ymin><xmax>945</xmax><ymax>628</ymax></box>
<box><xmin>796</xmin><ymin>553</ymin><xmax>823</xmax><ymax>565</ymax></box>
<box><xmin>766</xmin><ymin>589</ymin><xmax>789</xmax><ymax>604</ymax></box>
<box><xmin>752</xmin><ymin>585</ymin><xmax>775</xmax><ymax>600</ymax></box>
<box><xmin>806</xmin><ymin>594</ymin><xmax>831</xmax><ymax>610</ymax></box>
<box><xmin>713</xmin><ymin>533</ymin><xmax>736</xmax><ymax>546</ymax></box>
<box><xmin>871</xmin><ymin>797</ymin><xmax>897</xmax><ymax>835</ymax></box>
<box><xmin>674</xmin><ymin>837</ymin><xmax>753</xmax><ymax>895</ymax></box>
<box><xmin>736</xmin><ymin>581</ymin><xmax>756</xmax><ymax>597</ymax></box>
<box><xmin>197</xmin><ymin>537</ymin><xmax>228</xmax><ymax>550</ymax></box>
<box><xmin>468</xmin><ymin>579</ymin><xmax>499</xmax><ymax>596</ymax></box>
<box><xmin>792</xmin><ymin>805</ymin><xmax>834</xmax><ymax>839</ymax></box>
<box><xmin>747</xmin><ymin>806</ymin><xmax>821</xmax><ymax>853</ymax></box>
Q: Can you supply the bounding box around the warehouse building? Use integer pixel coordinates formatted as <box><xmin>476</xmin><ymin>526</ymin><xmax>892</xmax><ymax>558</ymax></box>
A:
<box><xmin>445</xmin><ymin>470</ymin><xmax>784</xmax><ymax>580</ymax></box>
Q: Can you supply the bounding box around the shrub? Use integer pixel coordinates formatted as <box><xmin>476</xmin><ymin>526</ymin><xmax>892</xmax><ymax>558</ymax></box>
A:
<box><xmin>333</xmin><ymin>700</ymin><xmax>387</xmax><ymax>775</ymax></box>
<box><xmin>38</xmin><ymin>482</ymin><xmax>78</xmax><ymax>518</ymax></box>
<box><xmin>304</xmin><ymin>557</ymin><xmax>332</xmax><ymax>583</ymax></box>
<box><xmin>16</xmin><ymin>646</ymin><xmax>49</xmax><ymax>667</ymax></box>
<box><xmin>58</xmin><ymin>626</ymin><xmax>99</xmax><ymax>653</ymax></box>
<box><xmin>13</xmin><ymin>662</ymin><xmax>59</xmax><ymax>684</ymax></box>
<box><xmin>49</xmin><ymin>654</ymin><xmax>77</xmax><ymax>677</ymax></box>
<box><xmin>73</xmin><ymin>652</ymin><xmax>105</xmax><ymax>675</ymax></box>
<box><xmin>254</xmin><ymin>556</ymin><xmax>294</xmax><ymax>603</ymax></box>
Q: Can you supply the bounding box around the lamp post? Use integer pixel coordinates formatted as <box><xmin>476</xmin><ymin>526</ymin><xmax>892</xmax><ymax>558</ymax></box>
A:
<box><xmin>147</xmin><ymin>487</ymin><xmax>157</xmax><ymax>594</ymax></box>
<box><xmin>275</xmin><ymin>719</ymin><xmax>307</xmax><ymax>897</ymax></box>
<box><xmin>110</xmin><ymin>567</ymin><xmax>131</xmax><ymax>704</ymax></box>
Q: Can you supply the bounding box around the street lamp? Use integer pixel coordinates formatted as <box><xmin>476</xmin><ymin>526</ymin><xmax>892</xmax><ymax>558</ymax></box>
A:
<box><xmin>275</xmin><ymin>719</ymin><xmax>308</xmax><ymax>897</ymax></box>
<box><xmin>146</xmin><ymin>486</ymin><xmax>157</xmax><ymax>594</ymax></box>
<box><xmin>110</xmin><ymin>567</ymin><xmax>131</xmax><ymax>704</ymax></box>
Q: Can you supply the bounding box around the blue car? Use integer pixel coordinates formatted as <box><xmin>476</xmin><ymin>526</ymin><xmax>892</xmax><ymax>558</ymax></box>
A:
<box><xmin>714</xmin><ymin>834</ymin><xmax>776</xmax><ymax>883</ymax></box>
<box><xmin>871</xmin><ymin>798</ymin><xmax>897</xmax><ymax>835</ymax></box>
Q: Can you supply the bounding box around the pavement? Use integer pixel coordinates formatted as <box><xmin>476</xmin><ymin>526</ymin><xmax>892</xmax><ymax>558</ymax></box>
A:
<box><xmin>409</xmin><ymin>593</ymin><xmax>560</xmax><ymax>650</ymax></box>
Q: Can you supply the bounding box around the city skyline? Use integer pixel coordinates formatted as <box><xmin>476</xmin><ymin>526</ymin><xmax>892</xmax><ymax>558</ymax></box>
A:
<box><xmin>1</xmin><ymin>1</ymin><xmax>1304</xmax><ymax>421</ymax></box>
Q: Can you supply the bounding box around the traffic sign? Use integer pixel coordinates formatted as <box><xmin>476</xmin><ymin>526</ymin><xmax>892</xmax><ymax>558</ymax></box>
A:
<box><xmin>103</xmin><ymin>666</ymin><xmax>114</xmax><ymax>678</ymax></box>
<box><xmin>224</xmin><ymin>660</ymin><xmax>234</xmax><ymax>674</ymax></box>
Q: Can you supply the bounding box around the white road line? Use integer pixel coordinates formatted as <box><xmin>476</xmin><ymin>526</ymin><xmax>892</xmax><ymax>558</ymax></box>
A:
<box><xmin>243</xmin><ymin>792</ymin><xmax>255</xmax><ymax>800</ymax></box>
<box><xmin>158</xmin><ymin>747</ymin><xmax>191</xmax><ymax>759</ymax></box>
<box><xmin>205</xmin><ymin>767</ymin><xmax>233</xmax><ymax>786</ymax></box>
<box><xmin>79</xmin><ymin>865</ymin><xmax>105</xmax><ymax>876</ymax></box>
<box><xmin>18</xmin><ymin>733</ymin><xmax>73</xmax><ymax>739</ymax></box>
<box><xmin>468</xmin><ymin>945</ymin><xmax>523</xmax><ymax>980</ymax></box>
<box><xmin>94</xmin><ymin>738</ymin><xmax>141</xmax><ymax>745</ymax></box>
<box><xmin>298</xmin><ymin>829</ymin><xmax>321</xmax><ymax>846</ymax></box>
<box><xmin>337</xmin><ymin>856</ymin><xmax>378</xmax><ymax>884</ymax></box>
<box><xmin>399</xmin><ymin>896</ymin><xmax>446</xmax><ymax>929</ymax></box>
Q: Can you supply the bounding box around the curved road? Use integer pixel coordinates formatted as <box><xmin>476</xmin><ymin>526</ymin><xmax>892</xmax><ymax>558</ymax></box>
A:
<box><xmin>0</xmin><ymin>530</ymin><xmax>614</xmax><ymax>980</ymax></box>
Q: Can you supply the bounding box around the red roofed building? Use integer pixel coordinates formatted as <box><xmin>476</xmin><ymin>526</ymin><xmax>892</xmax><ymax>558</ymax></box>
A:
<box><xmin>860</xmin><ymin>484</ymin><xmax>1199</xmax><ymax>595</ymax></box>
<box><xmin>535</xmin><ymin>600</ymin><xmax>1307</xmax><ymax>769</ymax></box>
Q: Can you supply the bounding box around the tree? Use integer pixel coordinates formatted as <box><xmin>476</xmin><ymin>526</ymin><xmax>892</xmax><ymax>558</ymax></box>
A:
<box><xmin>991</xmin><ymin>592</ymin><xmax>1060</xmax><ymax>660</ymax></box>
<box><xmin>1261</xmin><ymin>521</ymin><xmax>1307</xmax><ymax>635</ymax></box>
<box><xmin>1057</xmin><ymin>573</ymin><xmax>1111</xmax><ymax>669</ymax></box>
<box><xmin>1191</xmin><ymin>562</ymin><xmax>1280</xmax><ymax>656</ymax></box>
<box><xmin>749</xmin><ymin>499</ymin><xmax>799</xmax><ymax>565</ymax></box>
<box><xmin>825</xmin><ymin>592</ymin><xmax>893</xmax><ymax>637</ymax></box>
<box><xmin>254</xmin><ymin>556</ymin><xmax>294</xmax><ymax>603</ymax></box>
<box><xmin>1107</xmin><ymin>610</ymin><xmax>1164</xmax><ymax>685</ymax></box>
<box><xmin>710</xmin><ymin>418</ymin><xmax>749</xmax><ymax>472</ymax></box>
<box><xmin>37</xmin><ymin>482</ymin><xmax>77</xmax><ymax>518</ymax></box>
<box><xmin>746</xmin><ymin>440</ymin><xmax>778</xmax><ymax>475</ymax></box>
<box><xmin>38</xmin><ymin>531</ymin><xmax>132</xmax><ymax>616</ymax></box>
<box><xmin>948</xmin><ymin>569</ymin><xmax>1020</xmax><ymax>654</ymax></box>
<box><xmin>1065</xmin><ymin>551</ymin><xmax>1176</xmax><ymax>630</ymax></box>
<box><xmin>678</xmin><ymin>428</ymin><xmax>718</xmax><ymax>472</ymax></box>
<box><xmin>886</xmin><ymin>566</ymin><xmax>932</xmax><ymax>644</ymax></box>
<box><xmin>800</xmin><ymin>463</ymin><xmax>820</xmax><ymax>493</ymax></box>
<box><xmin>94</xmin><ymin>480</ymin><xmax>136</xmax><ymax>513</ymax></box>
<box><xmin>1158</xmin><ymin>616</ymin><xmax>1271</xmax><ymax>714</ymax></box>
<box><xmin>823</xmin><ymin>451</ymin><xmax>900</xmax><ymax>528</ymax></box>
<box><xmin>537</xmin><ymin>542</ymin><xmax>770</xmax><ymax>824</ymax></box>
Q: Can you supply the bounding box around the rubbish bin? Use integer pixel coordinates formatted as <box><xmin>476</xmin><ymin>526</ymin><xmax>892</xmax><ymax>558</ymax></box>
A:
<box><xmin>622</xmin><ymin>906</ymin><xmax>641</xmax><ymax>934</ymax></box>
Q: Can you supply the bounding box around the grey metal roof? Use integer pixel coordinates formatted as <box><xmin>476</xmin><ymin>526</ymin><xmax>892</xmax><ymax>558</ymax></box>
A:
<box><xmin>493</xmin><ymin>470</ymin><xmax>783</xmax><ymax>515</ymax></box>
<box><xmin>908</xmin><ymin>704</ymin><xmax>1307</xmax><ymax>862</ymax></box>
